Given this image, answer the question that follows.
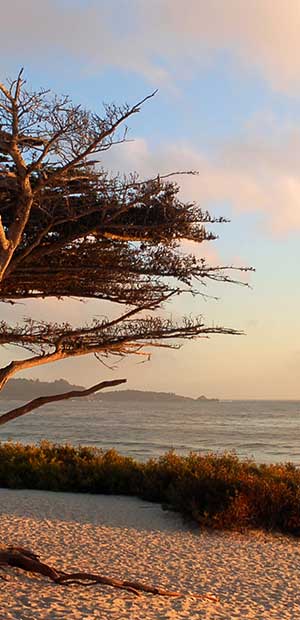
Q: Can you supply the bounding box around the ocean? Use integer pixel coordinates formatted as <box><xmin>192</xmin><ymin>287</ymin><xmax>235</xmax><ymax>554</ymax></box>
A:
<box><xmin>0</xmin><ymin>399</ymin><xmax>299</xmax><ymax>465</ymax></box>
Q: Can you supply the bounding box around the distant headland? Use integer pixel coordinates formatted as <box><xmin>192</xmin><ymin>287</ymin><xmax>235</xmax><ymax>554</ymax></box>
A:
<box><xmin>98</xmin><ymin>390</ymin><xmax>219</xmax><ymax>402</ymax></box>
<box><xmin>0</xmin><ymin>379</ymin><xmax>219</xmax><ymax>402</ymax></box>
<box><xmin>0</xmin><ymin>379</ymin><xmax>83</xmax><ymax>400</ymax></box>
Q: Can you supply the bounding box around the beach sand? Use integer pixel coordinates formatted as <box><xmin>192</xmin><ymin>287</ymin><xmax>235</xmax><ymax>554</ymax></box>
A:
<box><xmin>0</xmin><ymin>488</ymin><xmax>299</xmax><ymax>619</ymax></box>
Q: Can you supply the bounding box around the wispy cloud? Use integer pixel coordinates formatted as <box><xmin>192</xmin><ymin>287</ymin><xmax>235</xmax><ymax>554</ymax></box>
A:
<box><xmin>102</xmin><ymin>124</ymin><xmax>300</xmax><ymax>236</ymax></box>
<box><xmin>2</xmin><ymin>1</ymin><xmax>300</xmax><ymax>92</ymax></box>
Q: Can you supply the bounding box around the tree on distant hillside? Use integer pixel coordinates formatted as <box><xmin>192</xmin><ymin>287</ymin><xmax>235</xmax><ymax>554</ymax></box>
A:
<box><xmin>0</xmin><ymin>70</ymin><xmax>250</xmax><ymax>425</ymax></box>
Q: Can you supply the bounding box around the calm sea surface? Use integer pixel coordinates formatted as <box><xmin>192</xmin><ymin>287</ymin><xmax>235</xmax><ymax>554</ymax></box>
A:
<box><xmin>0</xmin><ymin>399</ymin><xmax>299</xmax><ymax>465</ymax></box>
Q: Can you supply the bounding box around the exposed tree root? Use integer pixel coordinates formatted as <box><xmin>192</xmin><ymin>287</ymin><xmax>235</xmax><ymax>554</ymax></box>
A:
<box><xmin>0</xmin><ymin>546</ymin><xmax>218</xmax><ymax>601</ymax></box>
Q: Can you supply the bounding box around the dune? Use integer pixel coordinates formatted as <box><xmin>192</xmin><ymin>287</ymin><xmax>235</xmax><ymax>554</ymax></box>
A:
<box><xmin>0</xmin><ymin>488</ymin><xmax>299</xmax><ymax>619</ymax></box>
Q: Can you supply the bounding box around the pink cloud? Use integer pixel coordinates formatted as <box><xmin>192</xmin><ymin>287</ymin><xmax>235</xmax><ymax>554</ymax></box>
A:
<box><xmin>102</xmin><ymin>128</ymin><xmax>300</xmax><ymax>236</ymax></box>
<box><xmin>2</xmin><ymin>1</ymin><xmax>300</xmax><ymax>92</ymax></box>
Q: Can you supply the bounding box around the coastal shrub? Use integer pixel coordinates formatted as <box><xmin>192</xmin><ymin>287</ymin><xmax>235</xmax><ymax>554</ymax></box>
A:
<box><xmin>140</xmin><ymin>451</ymin><xmax>239</xmax><ymax>522</ymax></box>
<box><xmin>0</xmin><ymin>442</ymin><xmax>143</xmax><ymax>495</ymax></box>
<box><xmin>0</xmin><ymin>441</ymin><xmax>300</xmax><ymax>535</ymax></box>
<box><xmin>237</xmin><ymin>465</ymin><xmax>300</xmax><ymax>533</ymax></box>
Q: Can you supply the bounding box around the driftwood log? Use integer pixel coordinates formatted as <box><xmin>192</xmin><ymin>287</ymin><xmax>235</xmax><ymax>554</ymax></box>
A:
<box><xmin>0</xmin><ymin>546</ymin><xmax>218</xmax><ymax>601</ymax></box>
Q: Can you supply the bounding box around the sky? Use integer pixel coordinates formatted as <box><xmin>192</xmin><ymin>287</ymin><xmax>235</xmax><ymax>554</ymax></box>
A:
<box><xmin>1</xmin><ymin>0</ymin><xmax>300</xmax><ymax>399</ymax></box>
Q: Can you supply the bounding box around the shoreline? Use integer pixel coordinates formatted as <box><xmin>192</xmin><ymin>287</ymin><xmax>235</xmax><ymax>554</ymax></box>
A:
<box><xmin>0</xmin><ymin>488</ymin><xmax>300</xmax><ymax>619</ymax></box>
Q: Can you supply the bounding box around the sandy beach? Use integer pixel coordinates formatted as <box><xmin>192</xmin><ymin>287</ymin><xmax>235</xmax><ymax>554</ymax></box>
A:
<box><xmin>0</xmin><ymin>488</ymin><xmax>299</xmax><ymax>619</ymax></box>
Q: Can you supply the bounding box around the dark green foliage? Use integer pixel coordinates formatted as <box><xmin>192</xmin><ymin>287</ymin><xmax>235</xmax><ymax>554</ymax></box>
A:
<box><xmin>0</xmin><ymin>442</ymin><xmax>299</xmax><ymax>536</ymax></box>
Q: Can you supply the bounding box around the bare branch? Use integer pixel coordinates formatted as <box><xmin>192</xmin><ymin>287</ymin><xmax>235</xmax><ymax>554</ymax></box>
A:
<box><xmin>0</xmin><ymin>546</ymin><xmax>218</xmax><ymax>600</ymax></box>
<box><xmin>0</xmin><ymin>378</ymin><xmax>126</xmax><ymax>426</ymax></box>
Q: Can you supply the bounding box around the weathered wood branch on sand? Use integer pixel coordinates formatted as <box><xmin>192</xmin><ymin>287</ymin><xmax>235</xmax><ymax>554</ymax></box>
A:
<box><xmin>0</xmin><ymin>547</ymin><xmax>219</xmax><ymax>601</ymax></box>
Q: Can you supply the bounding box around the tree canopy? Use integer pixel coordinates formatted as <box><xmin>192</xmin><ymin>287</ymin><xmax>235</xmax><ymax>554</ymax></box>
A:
<box><xmin>0</xmin><ymin>70</ymin><xmax>251</xmax><ymax>423</ymax></box>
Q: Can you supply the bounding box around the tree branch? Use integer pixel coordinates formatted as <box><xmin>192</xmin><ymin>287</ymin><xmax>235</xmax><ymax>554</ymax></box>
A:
<box><xmin>0</xmin><ymin>378</ymin><xmax>126</xmax><ymax>426</ymax></box>
<box><xmin>0</xmin><ymin>215</ymin><xmax>10</xmax><ymax>250</ymax></box>
<box><xmin>0</xmin><ymin>351</ymin><xmax>67</xmax><ymax>390</ymax></box>
<box><xmin>0</xmin><ymin>546</ymin><xmax>218</xmax><ymax>600</ymax></box>
<box><xmin>34</xmin><ymin>91</ymin><xmax>157</xmax><ymax>192</ymax></box>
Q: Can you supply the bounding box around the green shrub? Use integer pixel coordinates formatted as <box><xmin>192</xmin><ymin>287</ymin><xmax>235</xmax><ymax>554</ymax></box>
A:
<box><xmin>0</xmin><ymin>441</ymin><xmax>299</xmax><ymax>535</ymax></box>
